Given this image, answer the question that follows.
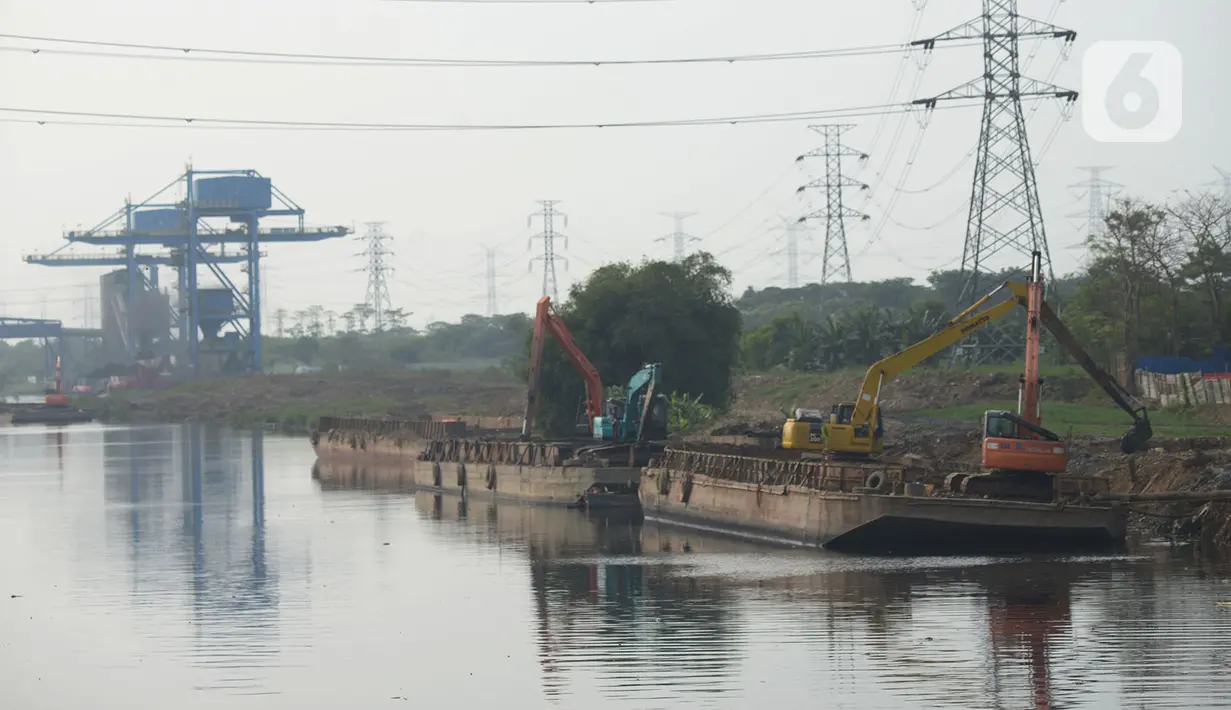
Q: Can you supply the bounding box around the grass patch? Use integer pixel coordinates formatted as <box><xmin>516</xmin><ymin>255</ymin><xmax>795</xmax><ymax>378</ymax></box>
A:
<box><xmin>229</xmin><ymin>395</ymin><xmax>402</xmax><ymax>432</ymax></box>
<box><xmin>909</xmin><ymin>400</ymin><xmax>1215</xmax><ymax>437</ymax></box>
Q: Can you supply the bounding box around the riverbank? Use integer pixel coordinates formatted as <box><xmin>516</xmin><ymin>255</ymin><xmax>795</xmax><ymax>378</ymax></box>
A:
<box><xmin>78</xmin><ymin>369</ymin><xmax>523</xmax><ymax>432</ymax></box>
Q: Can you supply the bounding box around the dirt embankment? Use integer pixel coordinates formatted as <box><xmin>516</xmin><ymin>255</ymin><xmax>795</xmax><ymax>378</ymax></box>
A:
<box><xmin>81</xmin><ymin>370</ymin><xmax>525</xmax><ymax>429</ymax></box>
<box><xmin>727</xmin><ymin>369</ymin><xmax>1096</xmax><ymax>423</ymax></box>
<box><xmin>717</xmin><ymin>411</ymin><xmax>1231</xmax><ymax>551</ymax></box>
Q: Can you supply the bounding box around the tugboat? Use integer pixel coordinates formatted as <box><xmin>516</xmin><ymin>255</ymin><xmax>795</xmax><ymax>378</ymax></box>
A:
<box><xmin>10</xmin><ymin>358</ymin><xmax>94</xmax><ymax>426</ymax></box>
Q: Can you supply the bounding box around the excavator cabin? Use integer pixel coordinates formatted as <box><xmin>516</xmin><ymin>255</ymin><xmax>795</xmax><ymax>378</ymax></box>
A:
<box><xmin>981</xmin><ymin>410</ymin><xmax>1068</xmax><ymax>474</ymax></box>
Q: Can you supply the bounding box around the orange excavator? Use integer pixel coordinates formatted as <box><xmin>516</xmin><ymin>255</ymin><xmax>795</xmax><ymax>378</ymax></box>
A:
<box><xmin>980</xmin><ymin>250</ymin><xmax>1152</xmax><ymax>473</ymax></box>
<box><xmin>45</xmin><ymin>357</ymin><xmax>70</xmax><ymax>407</ymax></box>
<box><xmin>980</xmin><ymin>251</ymin><xmax>1069</xmax><ymax>473</ymax></box>
<box><xmin>520</xmin><ymin>296</ymin><xmax>669</xmax><ymax>446</ymax></box>
<box><xmin>521</xmin><ymin>296</ymin><xmax>605</xmax><ymax>440</ymax></box>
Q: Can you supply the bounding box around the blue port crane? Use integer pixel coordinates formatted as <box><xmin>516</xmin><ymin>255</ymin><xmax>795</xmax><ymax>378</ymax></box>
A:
<box><xmin>27</xmin><ymin>166</ymin><xmax>349</xmax><ymax>376</ymax></box>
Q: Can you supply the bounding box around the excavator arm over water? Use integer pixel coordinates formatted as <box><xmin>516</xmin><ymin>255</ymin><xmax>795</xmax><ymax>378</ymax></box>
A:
<box><xmin>1004</xmin><ymin>283</ymin><xmax>1153</xmax><ymax>453</ymax></box>
<box><xmin>521</xmin><ymin>296</ymin><xmax>605</xmax><ymax>439</ymax></box>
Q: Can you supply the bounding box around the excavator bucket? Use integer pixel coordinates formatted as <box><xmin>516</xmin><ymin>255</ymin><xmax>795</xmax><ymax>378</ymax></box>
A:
<box><xmin>1120</xmin><ymin>419</ymin><xmax>1153</xmax><ymax>454</ymax></box>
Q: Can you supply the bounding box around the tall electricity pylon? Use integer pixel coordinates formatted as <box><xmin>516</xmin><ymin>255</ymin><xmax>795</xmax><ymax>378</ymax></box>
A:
<box><xmin>1204</xmin><ymin>166</ymin><xmax>1231</xmax><ymax>206</ymax></box>
<box><xmin>771</xmin><ymin>217</ymin><xmax>810</xmax><ymax>288</ymax></box>
<box><xmin>528</xmin><ymin>200</ymin><xmax>568</xmax><ymax>302</ymax></box>
<box><xmin>796</xmin><ymin>124</ymin><xmax>869</xmax><ymax>284</ymax></box>
<box><xmin>912</xmin><ymin>0</ymin><xmax>1077</xmax><ymax>364</ymax></box>
<box><xmin>483</xmin><ymin>245</ymin><xmax>498</xmax><ymax>316</ymax></box>
<box><xmin>656</xmin><ymin>211</ymin><xmax>699</xmax><ymax>263</ymax></box>
<box><xmin>359</xmin><ymin>221</ymin><xmax>394</xmax><ymax>331</ymax></box>
<box><xmin>1068</xmin><ymin>166</ymin><xmax>1123</xmax><ymax>240</ymax></box>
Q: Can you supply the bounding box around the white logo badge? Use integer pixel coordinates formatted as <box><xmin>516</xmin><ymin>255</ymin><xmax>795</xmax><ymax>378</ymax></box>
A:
<box><xmin>1081</xmin><ymin>40</ymin><xmax>1182</xmax><ymax>143</ymax></box>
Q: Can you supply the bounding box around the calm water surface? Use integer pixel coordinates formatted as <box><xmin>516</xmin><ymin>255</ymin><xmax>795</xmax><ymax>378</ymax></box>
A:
<box><xmin>2</xmin><ymin>424</ymin><xmax>1231</xmax><ymax>709</ymax></box>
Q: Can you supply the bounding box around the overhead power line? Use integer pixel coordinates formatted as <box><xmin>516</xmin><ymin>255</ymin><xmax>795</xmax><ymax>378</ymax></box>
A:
<box><xmin>0</xmin><ymin>33</ymin><xmax>956</xmax><ymax>68</ymax></box>
<box><xmin>382</xmin><ymin>0</ymin><xmax>675</xmax><ymax>4</ymax></box>
<box><xmin>0</xmin><ymin>101</ymin><xmax>979</xmax><ymax>132</ymax></box>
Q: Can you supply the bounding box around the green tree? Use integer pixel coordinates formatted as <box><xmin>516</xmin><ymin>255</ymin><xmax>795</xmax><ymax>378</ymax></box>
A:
<box><xmin>529</xmin><ymin>252</ymin><xmax>742</xmax><ymax>436</ymax></box>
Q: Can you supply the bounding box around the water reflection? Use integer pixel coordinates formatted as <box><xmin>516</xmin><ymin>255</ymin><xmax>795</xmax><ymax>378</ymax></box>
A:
<box><xmin>97</xmin><ymin>424</ymin><xmax>279</xmax><ymax>694</ymax></box>
<box><xmin>4</xmin><ymin>430</ymin><xmax>1231</xmax><ymax>709</ymax></box>
<box><xmin>325</xmin><ymin>479</ymin><xmax>1229</xmax><ymax>710</ymax></box>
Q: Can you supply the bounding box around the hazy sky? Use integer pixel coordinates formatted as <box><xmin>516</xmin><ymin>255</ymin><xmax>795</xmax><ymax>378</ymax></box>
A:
<box><xmin>0</xmin><ymin>0</ymin><xmax>1226</xmax><ymax>330</ymax></box>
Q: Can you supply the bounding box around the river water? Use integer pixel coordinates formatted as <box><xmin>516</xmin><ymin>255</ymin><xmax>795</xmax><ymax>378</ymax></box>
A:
<box><xmin>2</xmin><ymin>424</ymin><xmax>1230</xmax><ymax>709</ymax></box>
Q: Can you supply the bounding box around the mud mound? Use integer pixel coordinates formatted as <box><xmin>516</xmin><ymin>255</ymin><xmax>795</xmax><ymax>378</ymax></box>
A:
<box><xmin>728</xmin><ymin>370</ymin><xmax>1099</xmax><ymax>425</ymax></box>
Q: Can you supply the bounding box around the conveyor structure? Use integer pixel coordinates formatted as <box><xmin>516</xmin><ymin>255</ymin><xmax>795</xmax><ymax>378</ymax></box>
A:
<box><xmin>23</xmin><ymin>167</ymin><xmax>349</xmax><ymax>376</ymax></box>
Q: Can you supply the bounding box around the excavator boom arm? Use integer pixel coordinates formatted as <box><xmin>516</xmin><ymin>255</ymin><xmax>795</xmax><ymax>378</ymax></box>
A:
<box><xmin>1004</xmin><ymin>283</ymin><xmax>1153</xmax><ymax>452</ymax></box>
<box><xmin>849</xmin><ymin>294</ymin><xmax>1020</xmax><ymax>426</ymax></box>
<box><xmin>521</xmin><ymin>296</ymin><xmax>605</xmax><ymax>438</ymax></box>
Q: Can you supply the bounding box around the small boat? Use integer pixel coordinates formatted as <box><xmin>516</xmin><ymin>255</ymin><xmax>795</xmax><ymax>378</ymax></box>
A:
<box><xmin>9</xmin><ymin>357</ymin><xmax>93</xmax><ymax>426</ymax></box>
<box><xmin>10</xmin><ymin>404</ymin><xmax>94</xmax><ymax>426</ymax></box>
<box><xmin>569</xmin><ymin>482</ymin><xmax>642</xmax><ymax>511</ymax></box>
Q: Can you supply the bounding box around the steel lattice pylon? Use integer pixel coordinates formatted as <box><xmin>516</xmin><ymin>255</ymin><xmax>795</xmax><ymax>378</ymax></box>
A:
<box><xmin>796</xmin><ymin>124</ymin><xmax>869</xmax><ymax>284</ymax></box>
<box><xmin>528</xmin><ymin>200</ymin><xmax>568</xmax><ymax>302</ymax></box>
<box><xmin>655</xmin><ymin>211</ymin><xmax>699</xmax><ymax>263</ymax></box>
<box><xmin>359</xmin><ymin>221</ymin><xmax>395</xmax><ymax>331</ymax></box>
<box><xmin>482</xmin><ymin>245</ymin><xmax>498</xmax><ymax>316</ymax></box>
<box><xmin>1068</xmin><ymin>166</ymin><xmax>1123</xmax><ymax>241</ymax></box>
<box><xmin>913</xmin><ymin>0</ymin><xmax>1077</xmax><ymax>364</ymax></box>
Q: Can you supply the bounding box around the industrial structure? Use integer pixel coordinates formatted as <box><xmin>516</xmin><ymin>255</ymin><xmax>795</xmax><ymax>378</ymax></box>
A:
<box><xmin>483</xmin><ymin>245</ymin><xmax>499</xmax><ymax>317</ymax></box>
<box><xmin>358</xmin><ymin>222</ymin><xmax>395</xmax><ymax>332</ymax></box>
<box><xmin>23</xmin><ymin>167</ymin><xmax>349</xmax><ymax>378</ymax></box>
<box><xmin>771</xmin><ymin>217</ymin><xmax>809</xmax><ymax>289</ymax></box>
<box><xmin>912</xmin><ymin>0</ymin><xmax>1077</xmax><ymax>364</ymax></box>
<box><xmin>1068</xmin><ymin>166</ymin><xmax>1123</xmax><ymax>241</ymax></box>
<box><xmin>528</xmin><ymin>200</ymin><xmax>568</xmax><ymax>302</ymax></box>
<box><xmin>796</xmin><ymin>124</ymin><xmax>869</xmax><ymax>285</ymax></box>
<box><xmin>656</xmin><ymin>211</ymin><xmax>699</xmax><ymax>264</ymax></box>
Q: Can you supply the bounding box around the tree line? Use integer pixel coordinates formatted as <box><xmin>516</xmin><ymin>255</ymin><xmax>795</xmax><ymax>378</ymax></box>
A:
<box><xmin>739</xmin><ymin>193</ymin><xmax>1230</xmax><ymax>375</ymax></box>
<box><xmin>263</xmin><ymin>312</ymin><xmax>532</xmax><ymax>372</ymax></box>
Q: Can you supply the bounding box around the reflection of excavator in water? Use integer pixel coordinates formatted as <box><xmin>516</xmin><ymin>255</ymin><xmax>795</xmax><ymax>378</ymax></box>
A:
<box><xmin>782</xmin><ymin>251</ymin><xmax>1152</xmax><ymax>469</ymax></box>
<box><xmin>984</xmin><ymin>565</ymin><xmax>1075</xmax><ymax>710</ymax></box>
<box><xmin>521</xmin><ymin>296</ymin><xmax>668</xmax><ymax>451</ymax></box>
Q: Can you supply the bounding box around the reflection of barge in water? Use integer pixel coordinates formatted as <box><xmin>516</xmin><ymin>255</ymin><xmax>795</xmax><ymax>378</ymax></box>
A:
<box><xmin>311</xmin><ymin>417</ymin><xmax>1126</xmax><ymax>555</ymax></box>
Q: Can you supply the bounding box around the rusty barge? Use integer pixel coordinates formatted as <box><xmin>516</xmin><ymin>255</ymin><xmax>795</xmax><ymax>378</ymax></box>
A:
<box><xmin>311</xmin><ymin>416</ymin><xmax>653</xmax><ymax>509</ymax></box>
<box><xmin>641</xmin><ymin>443</ymin><xmax>1126</xmax><ymax>555</ymax></box>
<box><xmin>311</xmin><ymin>416</ymin><xmax>1127</xmax><ymax>555</ymax></box>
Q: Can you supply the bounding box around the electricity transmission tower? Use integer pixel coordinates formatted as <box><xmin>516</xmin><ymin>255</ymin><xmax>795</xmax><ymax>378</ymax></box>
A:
<box><xmin>482</xmin><ymin>245</ymin><xmax>498</xmax><ymax>316</ymax></box>
<box><xmin>1068</xmin><ymin>166</ymin><xmax>1123</xmax><ymax>241</ymax></box>
<box><xmin>1204</xmin><ymin>166</ymin><xmax>1231</xmax><ymax>205</ymax></box>
<box><xmin>656</xmin><ymin>211</ymin><xmax>699</xmax><ymax>262</ymax></box>
<box><xmin>796</xmin><ymin>124</ymin><xmax>869</xmax><ymax>285</ymax></box>
<box><xmin>912</xmin><ymin>0</ymin><xmax>1077</xmax><ymax>363</ymax></box>
<box><xmin>273</xmin><ymin>308</ymin><xmax>287</xmax><ymax>337</ymax></box>
<box><xmin>359</xmin><ymin>221</ymin><xmax>394</xmax><ymax>331</ymax></box>
<box><xmin>528</xmin><ymin>201</ymin><xmax>568</xmax><ymax>302</ymax></box>
<box><xmin>771</xmin><ymin>217</ymin><xmax>809</xmax><ymax>288</ymax></box>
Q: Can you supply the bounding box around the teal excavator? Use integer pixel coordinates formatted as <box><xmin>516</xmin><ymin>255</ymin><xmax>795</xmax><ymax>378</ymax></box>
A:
<box><xmin>593</xmin><ymin>363</ymin><xmax>669</xmax><ymax>444</ymax></box>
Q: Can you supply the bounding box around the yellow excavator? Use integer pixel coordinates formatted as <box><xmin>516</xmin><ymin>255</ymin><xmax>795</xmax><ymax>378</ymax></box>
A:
<box><xmin>781</xmin><ymin>268</ymin><xmax>1152</xmax><ymax>458</ymax></box>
